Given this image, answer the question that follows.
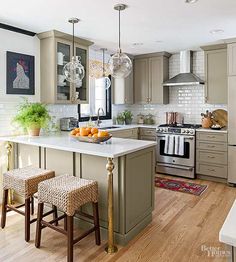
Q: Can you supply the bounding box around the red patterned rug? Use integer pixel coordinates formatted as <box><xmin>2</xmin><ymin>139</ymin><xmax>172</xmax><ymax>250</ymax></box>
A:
<box><xmin>155</xmin><ymin>177</ymin><xmax>208</xmax><ymax>196</ymax></box>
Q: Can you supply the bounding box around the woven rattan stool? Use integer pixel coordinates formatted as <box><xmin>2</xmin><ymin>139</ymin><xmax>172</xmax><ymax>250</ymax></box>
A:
<box><xmin>35</xmin><ymin>174</ymin><xmax>101</xmax><ymax>262</ymax></box>
<box><xmin>1</xmin><ymin>166</ymin><xmax>57</xmax><ymax>242</ymax></box>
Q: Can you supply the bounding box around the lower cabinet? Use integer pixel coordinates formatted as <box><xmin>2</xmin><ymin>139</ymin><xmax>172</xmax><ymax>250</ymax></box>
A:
<box><xmin>17</xmin><ymin>144</ymin><xmax>40</xmax><ymax>168</ymax></box>
<box><xmin>196</xmin><ymin>131</ymin><xmax>228</xmax><ymax>179</ymax></box>
<box><xmin>139</xmin><ymin>128</ymin><xmax>156</xmax><ymax>141</ymax></box>
<box><xmin>110</xmin><ymin>128</ymin><xmax>139</xmax><ymax>139</ymax></box>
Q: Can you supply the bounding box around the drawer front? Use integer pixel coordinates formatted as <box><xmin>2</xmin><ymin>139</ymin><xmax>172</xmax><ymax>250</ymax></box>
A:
<box><xmin>140</xmin><ymin>128</ymin><xmax>156</xmax><ymax>136</ymax></box>
<box><xmin>196</xmin><ymin>132</ymin><xmax>227</xmax><ymax>143</ymax></box>
<box><xmin>196</xmin><ymin>150</ymin><xmax>227</xmax><ymax>165</ymax></box>
<box><xmin>196</xmin><ymin>141</ymin><xmax>227</xmax><ymax>152</ymax></box>
<box><xmin>196</xmin><ymin>162</ymin><xmax>227</xmax><ymax>178</ymax></box>
<box><xmin>111</xmin><ymin>128</ymin><xmax>138</xmax><ymax>139</ymax></box>
<box><xmin>139</xmin><ymin>135</ymin><xmax>156</xmax><ymax>141</ymax></box>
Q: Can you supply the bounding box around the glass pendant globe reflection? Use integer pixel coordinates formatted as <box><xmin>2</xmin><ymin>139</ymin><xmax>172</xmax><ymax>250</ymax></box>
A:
<box><xmin>63</xmin><ymin>56</ymin><xmax>85</xmax><ymax>83</ymax></box>
<box><xmin>97</xmin><ymin>76</ymin><xmax>111</xmax><ymax>90</ymax></box>
<box><xmin>109</xmin><ymin>50</ymin><xmax>132</xmax><ymax>79</ymax></box>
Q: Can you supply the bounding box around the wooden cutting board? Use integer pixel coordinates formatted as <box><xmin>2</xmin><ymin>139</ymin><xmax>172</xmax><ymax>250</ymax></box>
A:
<box><xmin>211</xmin><ymin>109</ymin><xmax>228</xmax><ymax>127</ymax></box>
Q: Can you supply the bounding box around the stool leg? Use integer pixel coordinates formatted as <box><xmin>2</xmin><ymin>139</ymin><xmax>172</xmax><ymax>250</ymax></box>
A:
<box><xmin>1</xmin><ymin>189</ymin><xmax>9</xmax><ymax>228</ymax></box>
<box><xmin>64</xmin><ymin>215</ymin><xmax>67</xmax><ymax>231</ymax></box>
<box><xmin>31</xmin><ymin>196</ymin><xmax>34</xmax><ymax>215</ymax></box>
<box><xmin>92</xmin><ymin>202</ymin><xmax>101</xmax><ymax>245</ymax></box>
<box><xmin>25</xmin><ymin>197</ymin><xmax>31</xmax><ymax>242</ymax></box>
<box><xmin>52</xmin><ymin>205</ymin><xmax>58</xmax><ymax>226</ymax></box>
<box><xmin>67</xmin><ymin>215</ymin><xmax>74</xmax><ymax>262</ymax></box>
<box><xmin>35</xmin><ymin>202</ymin><xmax>44</xmax><ymax>248</ymax></box>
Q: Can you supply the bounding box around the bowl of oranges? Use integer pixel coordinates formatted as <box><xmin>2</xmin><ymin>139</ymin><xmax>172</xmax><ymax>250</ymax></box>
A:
<box><xmin>70</xmin><ymin>127</ymin><xmax>112</xmax><ymax>144</ymax></box>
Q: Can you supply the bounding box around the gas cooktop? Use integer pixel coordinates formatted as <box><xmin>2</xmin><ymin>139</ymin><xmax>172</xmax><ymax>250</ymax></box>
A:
<box><xmin>157</xmin><ymin>124</ymin><xmax>202</xmax><ymax>135</ymax></box>
<box><xmin>158</xmin><ymin>124</ymin><xmax>202</xmax><ymax>129</ymax></box>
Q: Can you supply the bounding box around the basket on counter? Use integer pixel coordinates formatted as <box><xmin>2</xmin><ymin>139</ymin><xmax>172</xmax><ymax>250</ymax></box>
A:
<box><xmin>70</xmin><ymin>134</ymin><xmax>112</xmax><ymax>144</ymax></box>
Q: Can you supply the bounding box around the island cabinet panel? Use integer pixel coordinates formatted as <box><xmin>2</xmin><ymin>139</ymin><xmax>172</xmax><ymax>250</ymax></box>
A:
<box><xmin>17</xmin><ymin>144</ymin><xmax>40</xmax><ymax>168</ymax></box>
<box><xmin>110</xmin><ymin>128</ymin><xmax>139</xmax><ymax>139</ymax></box>
<box><xmin>44</xmin><ymin>148</ymin><xmax>74</xmax><ymax>176</ymax></box>
<box><xmin>77</xmin><ymin>154</ymin><xmax>120</xmax><ymax>232</ymax></box>
<box><xmin>125</xmin><ymin>148</ymin><xmax>155</xmax><ymax>233</ymax></box>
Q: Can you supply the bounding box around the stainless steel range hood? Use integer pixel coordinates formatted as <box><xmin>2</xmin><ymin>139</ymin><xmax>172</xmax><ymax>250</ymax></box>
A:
<box><xmin>163</xmin><ymin>50</ymin><xmax>204</xmax><ymax>86</ymax></box>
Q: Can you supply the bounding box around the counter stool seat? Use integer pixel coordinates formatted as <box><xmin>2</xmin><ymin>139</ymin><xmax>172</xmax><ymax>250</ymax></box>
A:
<box><xmin>35</xmin><ymin>174</ymin><xmax>101</xmax><ymax>262</ymax></box>
<box><xmin>1</xmin><ymin>166</ymin><xmax>56</xmax><ymax>242</ymax></box>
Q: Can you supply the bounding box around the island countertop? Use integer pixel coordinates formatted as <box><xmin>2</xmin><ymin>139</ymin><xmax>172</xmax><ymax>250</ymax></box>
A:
<box><xmin>0</xmin><ymin>134</ymin><xmax>156</xmax><ymax>158</ymax></box>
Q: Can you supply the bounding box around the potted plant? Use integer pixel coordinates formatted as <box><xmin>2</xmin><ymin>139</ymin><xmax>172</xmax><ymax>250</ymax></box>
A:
<box><xmin>116</xmin><ymin>112</ymin><xmax>125</xmax><ymax>125</ymax></box>
<box><xmin>123</xmin><ymin>110</ymin><xmax>133</xmax><ymax>125</ymax></box>
<box><xmin>13</xmin><ymin>99</ymin><xmax>51</xmax><ymax>136</ymax></box>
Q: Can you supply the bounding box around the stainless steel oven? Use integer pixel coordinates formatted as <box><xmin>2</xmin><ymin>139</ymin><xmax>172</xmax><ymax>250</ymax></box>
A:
<box><xmin>156</xmin><ymin>124</ymin><xmax>200</xmax><ymax>178</ymax></box>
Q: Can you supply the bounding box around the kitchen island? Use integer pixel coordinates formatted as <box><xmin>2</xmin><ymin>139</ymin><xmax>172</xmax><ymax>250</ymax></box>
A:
<box><xmin>0</xmin><ymin>134</ymin><xmax>156</xmax><ymax>251</ymax></box>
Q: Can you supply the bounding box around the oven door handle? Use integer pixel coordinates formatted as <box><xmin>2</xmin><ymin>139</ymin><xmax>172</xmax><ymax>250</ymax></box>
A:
<box><xmin>156</xmin><ymin>135</ymin><xmax>194</xmax><ymax>140</ymax></box>
<box><xmin>157</xmin><ymin>163</ymin><xmax>193</xmax><ymax>171</ymax></box>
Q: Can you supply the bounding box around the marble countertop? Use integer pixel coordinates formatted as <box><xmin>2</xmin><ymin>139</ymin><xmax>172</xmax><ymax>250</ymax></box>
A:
<box><xmin>0</xmin><ymin>134</ymin><xmax>156</xmax><ymax>158</ymax></box>
<box><xmin>97</xmin><ymin>124</ymin><xmax>157</xmax><ymax>132</ymax></box>
<box><xmin>219</xmin><ymin>199</ymin><xmax>236</xmax><ymax>247</ymax></box>
<box><xmin>196</xmin><ymin>127</ymin><xmax>228</xmax><ymax>133</ymax></box>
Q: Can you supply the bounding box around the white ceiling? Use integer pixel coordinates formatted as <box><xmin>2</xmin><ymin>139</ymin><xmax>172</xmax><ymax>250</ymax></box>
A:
<box><xmin>1</xmin><ymin>0</ymin><xmax>236</xmax><ymax>55</ymax></box>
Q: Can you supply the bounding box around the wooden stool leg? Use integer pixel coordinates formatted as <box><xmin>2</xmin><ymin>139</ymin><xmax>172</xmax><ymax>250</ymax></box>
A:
<box><xmin>92</xmin><ymin>202</ymin><xmax>101</xmax><ymax>245</ymax></box>
<box><xmin>1</xmin><ymin>189</ymin><xmax>9</xmax><ymax>228</ymax></box>
<box><xmin>64</xmin><ymin>215</ymin><xmax>67</xmax><ymax>231</ymax></box>
<box><xmin>52</xmin><ymin>205</ymin><xmax>58</xmax><ymax>226</ymax></box>
<box><xmin>31</xmin><ymin>196</ymin><xmax>34</xmax><ymax>215</ymax></box>
<box><xmin>67</xmin><ymin>216</ymin><xmax>74</xmax><ymax>262</ymax></box>
<box><xmin>35</xmin><ymin>202</ymin><xmax>44</xmax><ymax>248</ymax></box>
<box><xmin>25</xmin><ymin>197</ymin><xmax>31</xmax><ymax>242</ymax></box>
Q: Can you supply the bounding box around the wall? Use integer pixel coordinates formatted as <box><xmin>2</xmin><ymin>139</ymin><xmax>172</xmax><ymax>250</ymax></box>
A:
<box><xmin>112</xmin><ymin>51</ymin><xmax>227</xmax><ymax>125</ymax></box>
<box><xmin>0</xmin><ymin>29</ymin><xmax>40</xmax><ymax>135</ymax></box>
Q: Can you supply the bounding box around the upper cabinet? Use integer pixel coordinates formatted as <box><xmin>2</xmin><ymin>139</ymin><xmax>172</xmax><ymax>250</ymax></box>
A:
<box><xmin>228</xmin><ymin>43</ymin><xmax>236</xmax><ymax>76</ymax></box>
<box><xmin>201</xmin><ymin>44</ymin><xmax>227</xmax><ymax>104</ymax></box>
<box><xmin>113</xmin><ymin>56</ymin><xmax>134</xmax><ymax>104</ymax></box>
<box><xmin>37</xmin><ymin>30</ymin><xmax>93</xmax><ymax>104</ymax></box>
<box><xmin>134</xmin><ymin>52</ymin><xmax>170</xmax><ymax>104</ymax></box>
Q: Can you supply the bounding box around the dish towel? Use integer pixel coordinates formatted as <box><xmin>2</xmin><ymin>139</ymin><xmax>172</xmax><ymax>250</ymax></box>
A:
<box><xmin>178</xmin><ymin>136</ymin><xmax>185</xmax><ymax>156</ymax></box>
<box><xmin>174</xmin><ymin>135</ymin><xmax>180</xmax><ymax>155</ymax></box>
<box><xmin>164</xmin><ymin>135</ymin><xmax>169</xmax><ymax>154</ymax></box>
<box><xmin>167</xmin><ymin>135</ymin><xmax>175</xmax><ymax>155</ymax></box>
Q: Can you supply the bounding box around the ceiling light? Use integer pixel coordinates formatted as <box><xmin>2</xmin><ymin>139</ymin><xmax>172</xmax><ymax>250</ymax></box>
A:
<box><xmin>63</xmin><ymin>18</ymin><xmax>85</xmax><ymax>83</ymax></box>
<box><xmin>109</xmin><ymin>4</ymin><xmax>132</xmax><ymax>79</ymax></box>
<box><xmin>210</xmin><ymin>29</ymin><xmax>224</xmax><ymax>34</ymax></box>
<box><xmin>185</xmin><ymin>0</ymin><xmax>198</xmax><ymax>3</ymax></box>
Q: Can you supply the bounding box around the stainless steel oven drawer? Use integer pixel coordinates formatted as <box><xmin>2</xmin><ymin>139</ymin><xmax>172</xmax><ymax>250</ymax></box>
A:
<box><xmin>196</xmin><ymin>150</ymin><xmax>227</xmax><ymax>165</ymax></box>
<box><xmin>196</xmin><ymin>162</ymin><xmax>227</xmax><ymax>178</ymax></box>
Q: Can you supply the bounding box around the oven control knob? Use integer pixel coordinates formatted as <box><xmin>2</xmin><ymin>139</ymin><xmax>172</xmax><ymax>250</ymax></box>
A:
<box><xmin>186</xmin><ymin>130</ymin><xmax>190</xmax><ymax>133</ymax></box>
<box><xmin>189</xmin><ymin>130</ymin><xmax>194</xmax><ymax>134</ymax></box>
<box><xmin>182</xmin><ymin>130</ymin><xmax>186</xmax><ymax>133</ymax></box>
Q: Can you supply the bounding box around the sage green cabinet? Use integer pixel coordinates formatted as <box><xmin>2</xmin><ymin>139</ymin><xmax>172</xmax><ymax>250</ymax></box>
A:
<box><xmin>228</xmin><ymin>43</ymin><xmax>236</xmax><ymax>76</ymax></box>
<box><xmin>202</xmin><ymin>45</ymin><xmax>227</xmax><ymax>104</ymax></box>
<box><xmin>38</xmin><ymin>30</ymin><xmax>93</xmax><ymax>104</ymax></box>
<box><xmin>113</xmin><ymin>66</ymin><xmax>133</xmax><ymax>104</ymax></box>
<box><xmin>134</xmin><ymin>52</ymin><xmax>170</xmax><ymax>104</ymax></box>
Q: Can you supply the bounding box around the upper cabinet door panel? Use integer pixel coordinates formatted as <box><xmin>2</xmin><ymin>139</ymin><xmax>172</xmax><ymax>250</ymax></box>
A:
<box><xmin>205</xmin><ymin>49</ymin><xmax>227</xmax><ymax>104</ymax></box>
<box><xmin>228</xmin><ymin>43</ymin><xmax>236</xmax><ymax>76</ymax></box>
<box><xmin>134</xmin><ymin>58</ymin><xmax>149</xmax><ymax>103</ymax></box>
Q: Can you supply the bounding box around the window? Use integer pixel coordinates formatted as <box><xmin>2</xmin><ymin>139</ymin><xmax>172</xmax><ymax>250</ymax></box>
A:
<box><xmin>78</xmin><ymin>76</ymin><xmax>112</xmax><ymax>121</ymax></box>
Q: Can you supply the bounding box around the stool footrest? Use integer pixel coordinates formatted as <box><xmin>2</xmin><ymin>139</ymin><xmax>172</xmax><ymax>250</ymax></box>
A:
<box><xmin>41</xmin><ymin>220</ymin><xmax>67</xmax><ymax>235</ymax></box>
<box><xmin>6</xmin><ymin>204</ymin><xmax>25</xmax><ymax>216</ymax></box>
<box><xmin>77</xmin><ymin>211</ymin><xmax>94</xmax><ymax>220</ymax></box>
<box><xmin>73</xmin><ymin>226</ymin><xmax>96</xmax><ymax>245</ymax></box>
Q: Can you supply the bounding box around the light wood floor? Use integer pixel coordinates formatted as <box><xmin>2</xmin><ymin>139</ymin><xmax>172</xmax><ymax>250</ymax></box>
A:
<box><xmin>1</xmin><ymin>175</ymin><xmax>236</xmax><ymax>262</ymax></box>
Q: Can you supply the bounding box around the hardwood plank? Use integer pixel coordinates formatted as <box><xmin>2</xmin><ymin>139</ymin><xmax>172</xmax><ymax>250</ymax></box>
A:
<box><xmin>1</xmin><ymin>175</ymin><xmax>236</xmax><ymax>261</ymax></box>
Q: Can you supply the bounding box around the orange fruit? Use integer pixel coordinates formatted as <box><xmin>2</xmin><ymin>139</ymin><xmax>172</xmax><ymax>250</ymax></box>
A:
<box><xmin>80</xmin><ymin>127</ymin><xmax>89</xmax><ymax>136</ymax></box>
<box><xmin>86</xmin><ymin>127</ymin><xmax>92</xmax><ymax>134</ymax></box>
<box><xmin>75</xmin><ymin>132</ymin><xmax>80</xmax><ymax>137</ymax></box>
<box><xmin>70</xmin><ymin>129</ymin><xmax>77</xmax><ymax>136</ymax></box>
<box><xmin>75</xmin><ymin>128</ymin><xmax>80</xmax><ymax>133</ymax></box>
<box><xmin>92</xmin><ymin>133</ymin><xmax>98</xmax><ymax>138</ymax></box>
<box><xmin>88</xmin><ymin>134</ymin><xmax>92</xmax><ymax>137</ymax></box>
<box><xmin>98</xmin><ymin>130</ymin><xmax>109</xmax><ymax>138</ymax></box>
<box><xmin>91</xmin><ymin>127</ymin><xmax>98</xmax><ymax>135</ymax></box>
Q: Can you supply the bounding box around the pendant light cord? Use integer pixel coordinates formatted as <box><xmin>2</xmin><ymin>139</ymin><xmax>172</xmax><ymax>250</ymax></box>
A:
<box><xmin>102</xmin><ymin>49</ymin><xmax>105</xmax><ymax>77</ymax></box>
<box><xmin>72</xmin><ymin>21</ymin><xmax>75</xmax><ymax>57</ymax></box>
<box><xmin>118</xmin><ymin>9</ymin><xmax>121</xmax><ymax>51</ymax></box>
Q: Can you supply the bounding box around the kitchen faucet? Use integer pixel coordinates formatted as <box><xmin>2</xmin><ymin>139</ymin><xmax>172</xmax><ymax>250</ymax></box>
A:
<box><xmin>96</xmin><ymin>108</ymin><xmax>105</xmax><ymax>127</ymax></box>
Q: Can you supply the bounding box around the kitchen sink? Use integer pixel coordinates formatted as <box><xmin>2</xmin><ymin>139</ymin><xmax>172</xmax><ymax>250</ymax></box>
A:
<box><xmin>99</xmin><ymin>126</ymin><xmax>120</xmax><ymax>130</ymax></box>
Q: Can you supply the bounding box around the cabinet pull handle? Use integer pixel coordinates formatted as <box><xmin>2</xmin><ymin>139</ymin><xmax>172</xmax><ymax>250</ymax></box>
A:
<box><xmin>208</xmin><ymin>168</ymin><xmax>216</xmax><ymax>172</ymax></box>
<box><xmin>207</xmin><ymin>145</ymin><xmax>215</xmax><ymax>148</ymax></box>
<box><xmin>207</xmin><ymin>156</ymin><xmax>215</xmax><ymax>159</ymax></box>
<box><xmin>207</xmin><ymin>136</ymin><xmax>216</xmax><ymax>139</ymax></box>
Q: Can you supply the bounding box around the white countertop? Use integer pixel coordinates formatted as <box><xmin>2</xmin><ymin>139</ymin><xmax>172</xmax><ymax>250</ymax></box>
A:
<box><xmin>97</xmin><ymin>124</ymin><xmax>157</xmax><ymax>132</ymax></box>
<box><xmin>219</xmin><ymin>199</ymin><xmax>236</xmax><ymax>247</ymax></box>
<box><xmin>196</xmin><ymin>127</ymin><xmax>228</xmax><ymax>133</ymax></box>
<box><xmin>0</xmin><ymin>134</ymin><xmax>156</xmax><ymax>158</ymax></box>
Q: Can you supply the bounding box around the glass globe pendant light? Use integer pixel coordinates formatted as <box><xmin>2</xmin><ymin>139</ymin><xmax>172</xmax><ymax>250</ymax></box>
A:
<box><xmin>63</xmin><ymin>18</ymin><xmax>85</xmax><ymax>83</ymax></box>
<box><xmin>98</xmin><ymin>48</ymin><xmax>111</xmax><ymax>90</ymax></box>
<box><xmin>109</xmin><ymin>4</ymin><xmax>132</xmax><ymax>79</ymax></box>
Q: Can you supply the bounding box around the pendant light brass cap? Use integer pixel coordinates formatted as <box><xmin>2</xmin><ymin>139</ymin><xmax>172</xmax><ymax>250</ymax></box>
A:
<box><xmin>114</xmin><ymin>4</ymin><xmax>127</xmax><ymax>11</ymax></box>
<box><xmin>68</xmin><ymin>18</ymin><xmax>80</xmax><ymax>24</ymax></box>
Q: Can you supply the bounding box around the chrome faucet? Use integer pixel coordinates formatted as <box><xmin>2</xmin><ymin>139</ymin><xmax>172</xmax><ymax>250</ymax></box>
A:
<box><xmin>96</xmin><ymin>108</ymin><xmax>105</xmax><ymax>127</ymax></box>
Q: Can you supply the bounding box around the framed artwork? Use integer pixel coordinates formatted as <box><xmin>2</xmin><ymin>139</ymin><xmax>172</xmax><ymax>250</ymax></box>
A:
<box><xmin>6</xmin><ymin>51</ymin><xmax>35</xmax><ymax>95</ymax></box>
